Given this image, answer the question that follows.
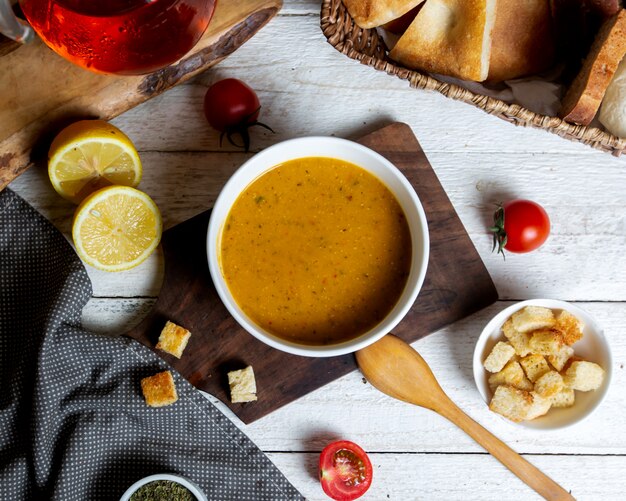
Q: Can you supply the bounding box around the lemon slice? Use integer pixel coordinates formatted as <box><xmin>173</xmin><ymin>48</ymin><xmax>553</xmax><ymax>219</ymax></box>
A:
<box><xmin>73</xmin><ymin>186</ymin><xmax>162</xmax><ymax>272</ymax></box>
<box><xmin>49</xmin><ymin>120</ymin><xmax>142</xmax><ymax>204</ymax></box>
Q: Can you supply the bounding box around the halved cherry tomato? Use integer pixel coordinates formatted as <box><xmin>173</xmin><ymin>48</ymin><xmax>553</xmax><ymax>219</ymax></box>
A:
<box><xmin>203</xmin><ymin>78</ymin><xmax>273</xmax><ymax>152</ymax></box>
<box><xmin>319</xmin><ymin>440</ymin><xmax>373</xmax><ymax>500</ymax></box>
<box><xmin>491</xmin><ymin>199</ymin><xmax>550</xmax><ymax>256</ymax></box>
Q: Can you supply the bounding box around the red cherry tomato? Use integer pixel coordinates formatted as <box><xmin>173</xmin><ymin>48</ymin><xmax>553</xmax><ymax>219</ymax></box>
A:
<box><xmin>203</xmin><ymin>78</ymin><xmax>260</xmax><ymax>132</ymax></box>
<box><xmin>319</xmin><ymin>440</ymin><xmax>373</xmax><ymax>501</ymax></box>
<box><xmin>203</xmin><ymin>78</ymin><xmax>273</xmax><ymax>152</ymax></box>
<box><xmin>491</xmin><ymin>199</ymin><xmax>550</xmax><ymax>256</ymax></box>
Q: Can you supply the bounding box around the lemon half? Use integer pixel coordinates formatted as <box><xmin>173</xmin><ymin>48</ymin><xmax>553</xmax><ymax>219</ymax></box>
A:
<box><xmin>73</xmin><ymin>186</ymin><xmax>162</xmax><ymax>272</ymax></box>
<box><xmin>49</xmin><ymin>120</ymin><xmax>142</xmax><ymax>204</ymax></box>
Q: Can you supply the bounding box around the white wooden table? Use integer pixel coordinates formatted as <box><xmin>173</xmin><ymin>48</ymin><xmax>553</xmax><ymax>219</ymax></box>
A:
<box><xmin>9</xmin><ymin>2</ymin><xmax>626</xmax><ymax>499</ymax></box>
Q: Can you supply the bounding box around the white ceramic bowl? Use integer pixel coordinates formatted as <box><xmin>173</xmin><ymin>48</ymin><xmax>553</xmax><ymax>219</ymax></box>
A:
<box><xmin>207</xmin><ymin>137</ymin><xmax>429</xmax><ymax>357</ymax></box>
<box><xmin>473</xmin><ymin>299</ymin><xmax>612</xmax><ymax>430</ymax></box>
<box><xmin>119</xmin><ymin>473</ymin><xmax>207</xmax><ymax>501</ymax></box>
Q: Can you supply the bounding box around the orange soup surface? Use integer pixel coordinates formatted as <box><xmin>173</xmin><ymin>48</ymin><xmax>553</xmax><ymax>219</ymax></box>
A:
<box><xmin>219</xmin><ymin>157</ymin><xmax>412</xmax><ymax>345</ymax></box>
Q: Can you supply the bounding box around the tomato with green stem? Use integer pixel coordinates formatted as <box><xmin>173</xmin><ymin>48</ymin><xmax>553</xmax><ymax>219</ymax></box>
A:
<box><xmin>491</xmin><ymin>199</ymin><xmax>550</xmax><ymax>257</ymax></box>
<box><xmin>319</xmin><ymin>440</ymin><xmax>373</xmax><ymax>500</ymax></box>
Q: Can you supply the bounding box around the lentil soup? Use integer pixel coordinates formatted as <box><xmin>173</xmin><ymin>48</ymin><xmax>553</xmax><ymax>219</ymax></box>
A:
<box><xmin>219</xmin><ymin>157</ymin><xmax>412</xmax><ymax>345</ymax></box>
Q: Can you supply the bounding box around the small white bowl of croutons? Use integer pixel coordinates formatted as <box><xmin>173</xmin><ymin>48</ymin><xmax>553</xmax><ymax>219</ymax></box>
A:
<box><xmin>473</xmin><ymin>299</ymin><xmax>612</xmax><ymax>430</ymax></box>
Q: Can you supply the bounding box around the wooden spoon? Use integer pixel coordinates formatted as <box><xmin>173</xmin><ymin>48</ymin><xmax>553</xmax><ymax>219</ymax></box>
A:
<box><xmin>356</xmin><ymin>335</ymin><xmax>575</xmax><ymax>501</ymax></box>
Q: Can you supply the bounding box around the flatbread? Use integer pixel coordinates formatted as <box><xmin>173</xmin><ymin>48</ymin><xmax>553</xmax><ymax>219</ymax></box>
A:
<box><xmin>389</xmin><ymin>0</ymin><xmax>497</xmax><ymax>82</ymax></box>
<box><xmin>342</xmin><ymin>0</ymin><xmax>426</xmax><ymax>28</ymax></box>
<box><xmin>488</xmin><ymin>0</ymin><xmax>555</xmax><ymax>81</ymax></box>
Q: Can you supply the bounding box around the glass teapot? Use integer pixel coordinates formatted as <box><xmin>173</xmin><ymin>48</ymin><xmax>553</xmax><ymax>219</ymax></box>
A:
<box><xmin>0</xmin><ymin>0</ymin><xmax>217</xmax><ymax>74</ymax></box>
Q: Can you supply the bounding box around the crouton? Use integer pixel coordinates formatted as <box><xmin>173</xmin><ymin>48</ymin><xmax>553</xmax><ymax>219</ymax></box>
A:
<box><xmin>561</xmin><ymin>355</ymin><xmax>584</xmax><ymax>373</ymax></box>
<box><xmin>526</xmin><ymin>391</ymin><xmax>552</xmax><ymax>420</ymax></box>
<box><xmin>141</xmin><ymin>370</ymin><xmax>178</xmax><ymax>408</ymax></box>
<box><xmin>519</xmin><ymin>354</ymin><xmax>550</xmax><ymax>382</ymax></box>
<box><xmin>547</xmin><ymin>344</ymin><xmax>575</xmax><ymax>372</ymax></box>
<box><xmin>550</xmin><ymin>388</ymin><xmax>576</xmax><ymax>408</ymax></box>
<box><xmin>488</xmin><ymin>361</ymin><xmax>534</xmax><ymax>391</ymax></box>
<box><xmin>484</xmin><ymin>306</ymin><xmax>604</xmax><ymax>421</ymax></box>
<box><xmin>484</xmin><ymin>341</ymin><xmax>516</xmax><ymax>373</ymax></box>
<box><xmin>563</xmin><ymin>361</ymin><xmax>605</xmax><ymax>391</ymax></box>
<box><xmin>502</xmin><ymin>319</ymin><xmax>531</xmax><ymax>356</ymax></box>
<box><xmin>489</xmin><ymin>385</ymin><xmax>533</xmax><ymax>422</ymax></box>
<box><xmin>156</xmin><ymin>320</ymin><xmax>191</xmax><ymax>359</ymax></box>
<box><xmin>228</xmin><ymin>366</ymin><xmax>257</xmax><ymax>403</ymax></box>
<box><xmin>534</xmin><ymin>370</ymin><xmax>565</xmax><ymax>397</ymax></box>
<box><xmin>511</xmin><ymin>306</ymin><xmax>555</xmax><ymax>333</ymax></box>
<box><xmin>555</xmin><ymin>310</ymin><xmax>584</xmax><ymax>345</ymax></box>
<box><xmin>528</xmin><ymin>329</ymin><xmax>563</xmax><ymax>356</ymax></box>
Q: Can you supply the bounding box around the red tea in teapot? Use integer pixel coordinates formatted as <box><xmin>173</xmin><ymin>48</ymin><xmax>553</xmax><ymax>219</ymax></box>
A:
<box><xmin>20</xmin><ymin>0</ymin><xmax>216</xmax><ymax>74</ymax></box>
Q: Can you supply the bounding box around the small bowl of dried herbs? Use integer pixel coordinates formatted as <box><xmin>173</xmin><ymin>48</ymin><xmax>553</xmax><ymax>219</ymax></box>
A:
<box><xmin>120</xmin><ymin>473</ymin><xmax>207</xmax><ymax>501</ymax></box>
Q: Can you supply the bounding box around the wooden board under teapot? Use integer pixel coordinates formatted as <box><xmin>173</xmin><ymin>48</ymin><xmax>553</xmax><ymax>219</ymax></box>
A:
<box><xmin>0</xmin><ymin>0</ymin><xmax>282</xmax><ymax>190</ymax></box>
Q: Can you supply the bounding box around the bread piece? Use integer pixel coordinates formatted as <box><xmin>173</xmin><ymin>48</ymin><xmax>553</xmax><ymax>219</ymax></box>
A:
<box><xmin>563</xmin><ymin>361</ymin><xmax>605</xmax><ymax>391</ymax></box>
<box><xmin>484</xmin><ymin>341</ymin><xmax>516</xmax><ymax>373</ymax></box>
<box><xmin>381</xmin><ymin>3</ymin><xmax>424</xmax><ymax>33</ymax></box>
<box><xmin>559</xmin><ymin>10</ymin><xmax>626</xmax><ymax>125</ymax></box>
<box><xmin>548</xmin><ymin>343</ymin><xmax>575</xmax><ymax>371</ymax></box>
<box><xmin>555</xmin><ymin>310</ymin><xmax>584</xmax><ymax>345</ymax></box>
<box><xmin>487</xmin><ymin>0</ymin><xmax>555</xmax><ymax>81</ymax></box>
<box><xmin>526</xmin><ymin>391</ymin><xmax>553</xmax><ymax>420</ymax></box>
<box><xmin>502</xmin><ymin>319</ymin><xmax>531</xmax><ymax>356</ymax></box>
<box><xmin>488</xmin><ymin>360</ymin><xmax>534</xmax><ymax>391</ymax></box>
<box><xmin>588</xmin><ymin>0</ymin><xmax>623</xmax><ymax>16</ymax></box>
<box><xmin>550</xmin><ymin>388</ymin><xmax>576</xmax><ymax>408</ymax></box>
<box><xmin>511</xmin><ymin>306</ymin><xmax>555</xmax><ymax>333</ymax></box>
<box><xmin>520</xmin><ymin>354</ymin><xmax>551</xmax><ymax>382</ymax></box>
<box><xmin>141</xmin><ymin>370</ymin><xmax>178</xmax><ymax>408</ymax></box>
<box><xmin>342</xmin><ymin>0</ymin><xmax>425</xmax><ymax>28</ymax></box>
<box><xmin>528</xmin><ymin>329</ymin><xmax>564</xmax><ymax>356</ymax></box>
<box><xmin>156</xmin><ymin>321</ymin><xmax>191</xmax><ymax>359</ymax></box>
<box><xmin>561</xmin><ymin>355</ymin><xmax>584</xmax><ymax>373</ymax></box>
<box><xmin>551</xmin><ymin>0</ymin><xmax>601</xmax><ymax>81</ymax></box>
<box><xmin>489</xmin><ymin>385</ymin><xmax>533</xmax><ymax>422</ymax></box>
<box><xmin>534</xmin><ymin>370</ymin><xmax>565</xmax><ymax>397</ymax></box>
<box><xmin>228</xmin><ymin>366</ymin><xmax>257</xmax><ymax>403</ymax></box>
<box><xmin>389</xmin><ymin>0</ymin><xmax>497</xmax><ymax>81</ymax></box>
<box><xmin>599</xmin><ymin>55</ymin><xmax>626</xmax><ymax>136</ymax></box>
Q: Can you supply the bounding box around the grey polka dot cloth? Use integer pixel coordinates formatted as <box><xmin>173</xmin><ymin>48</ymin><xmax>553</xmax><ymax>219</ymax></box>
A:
<box><xmin>0</xmin><ymin>188</ymin><xmax>304</xmax><ymax>500</ymax></box>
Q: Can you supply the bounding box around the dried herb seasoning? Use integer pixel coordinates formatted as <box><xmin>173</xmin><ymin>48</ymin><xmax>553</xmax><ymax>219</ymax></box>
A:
<box><xmin>129</xmin><ymin>479</ymin><xmax>196</xmax><ymax>501</ymax></box>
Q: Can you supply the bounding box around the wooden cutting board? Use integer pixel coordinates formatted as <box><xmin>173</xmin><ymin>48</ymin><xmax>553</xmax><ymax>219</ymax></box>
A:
<box><xmin>0</xmin><ymin>0</ymin><xmax>282</xmax><ymax>190</ymax></box>
<box><xmin>125</xmin><ymin>122</ymin><xmax>499</xmax><ymax>423</ymax></box>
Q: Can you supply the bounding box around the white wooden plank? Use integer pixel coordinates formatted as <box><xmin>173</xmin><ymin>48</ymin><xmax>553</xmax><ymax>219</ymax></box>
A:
<box><xmin>111</xmin><ymin>71</ymin><xmax>610</xmax><ymax>159</ymax></box>
<box><xmin>267</xmin><ymin>452</ymin><xmax>626</xmax><ymax>501</ymax></box>
<box><xmin>108</xmin><ymin>14</ymin><xmax>626</xmax><ymax>157</ymax></box>
<box><xmin>278</xmin><ymin>0</ymin><xmax>320</xmax><ymax>15</ymax></box>
<box><xmin>10</xmin><ymin>147</ymin><xmax>626</xmax><ymax>299</ymax></box>
<box><xmin>82</xmin><ymin>298</ymin><xmax>626</xmax><ymax>454</ymax></box>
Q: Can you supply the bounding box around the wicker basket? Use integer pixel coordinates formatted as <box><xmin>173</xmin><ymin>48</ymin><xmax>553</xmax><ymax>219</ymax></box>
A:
<box><xmin>320</xmin><ymin>0</ymin><xmax>626</xmax><ymax>156</ymax></box>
